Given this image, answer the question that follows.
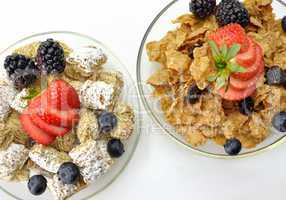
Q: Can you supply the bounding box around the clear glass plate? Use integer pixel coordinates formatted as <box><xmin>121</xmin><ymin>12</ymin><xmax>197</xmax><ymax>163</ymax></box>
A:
<box><xmin>0</xmin><ymin>31</ymin><xmax>141</xmax><ymax>200</ymax></box>
<box><xmin>137</xmin><ymin>0</ymin><xmax>286</xmax><ymax>159</ymax></box>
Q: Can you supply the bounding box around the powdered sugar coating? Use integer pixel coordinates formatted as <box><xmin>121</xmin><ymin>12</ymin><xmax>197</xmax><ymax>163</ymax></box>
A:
<box><xmin>67</xmin><ymin>46</ymin><xmax>107</xmax><ymax>73</ymax></box>
<box><xmin>29</xmin><ymin>145</ymin><xmax>71</xmax><ymax>173</ymax></box>
<box><xmin>69</xmin><ymin>140</ymin><xmax>114</xmax><ymax>184</ymax></box>
<box><xmin>47</xmin><ymin>175</ymin><xmax>79</xmax><ymax>200</ymax></box>
<box><xmin>9</xmin><ymin>88</ymin><xmax>29</xmax><ymax>113</ymax></box>
<box><xmin>0</xmin><ymin>143</ymin><xmax>29</xmax><ymax>178</ymax></box>
<box><xmin>0</xmin><ymin>82</ymin><xmax>16</xmax><ymax>121</ymax></box>
<box><xmin>79</xmin><ymin>80</ymin><xmax>114</xmax><ymax>110</ymax></box>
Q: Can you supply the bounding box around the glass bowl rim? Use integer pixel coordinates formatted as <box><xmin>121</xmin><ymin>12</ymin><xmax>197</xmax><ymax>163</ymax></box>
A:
<box><xmin>136</xmin><ymin>0</ymin><xmax>286</xmax><ymax>159</ymax></box>
<box><xmin>0</xmin><ymin>31</ymin><xmax>142</xmax><ymax>200</ymax></box>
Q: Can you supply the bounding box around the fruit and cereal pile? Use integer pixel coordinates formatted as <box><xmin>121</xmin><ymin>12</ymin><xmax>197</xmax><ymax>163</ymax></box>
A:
<box><xmin>0</xmin><ymin>38</ymin><xmax>135</xmax><ymax>199</ymax></box>
<box><xmin>146</xmin><ymin>0</ymin><xmax>286</xmax><ymax>155</ymax></box>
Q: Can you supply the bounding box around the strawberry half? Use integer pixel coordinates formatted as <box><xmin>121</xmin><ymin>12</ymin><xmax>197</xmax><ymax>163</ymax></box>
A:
<box><xmin>29</xmin><ymin>98</ymin><xmax>70</xmax><ymax>136</ymax></box>
<box><xmin>20</xmin><ymin>111</ymin><xmax>55</xmax><ymax>145</ymax></box>
<box><xmin>208</xmin><ymin>23</ymin><xmax>248</xmax><ymax>53</ymax></box>
<box><xmin>46</xmin><ymin>80</ymin><xmax>80</xmax><ymax>110</ymax></box>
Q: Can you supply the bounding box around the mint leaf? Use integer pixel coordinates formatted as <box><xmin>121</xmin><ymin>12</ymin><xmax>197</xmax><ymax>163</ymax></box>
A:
<box><xmin>22</xmin><ymin>88</ymin><xmax>39</xmax><ymax>100</ymax></box>
<box><xmin>209</xmin><ymin>40</ymin><xmax>220</xmax><ymax>59</ymax></box>
<box><xmin>227</xmin><ymin>63</ymin><xmax>246</xmax><ymax>73</ymax></box>
<box><xmin>226</xmin><ymin>44</ymin><xmax>241</xmax><ymax>60</ymax></box>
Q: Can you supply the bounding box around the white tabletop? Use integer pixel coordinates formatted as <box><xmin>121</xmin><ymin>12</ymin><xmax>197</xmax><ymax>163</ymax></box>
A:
<box><xmin>1</xmin><ymin>0</ymin><xmax>286</xmax><ymax>200</ymax></box>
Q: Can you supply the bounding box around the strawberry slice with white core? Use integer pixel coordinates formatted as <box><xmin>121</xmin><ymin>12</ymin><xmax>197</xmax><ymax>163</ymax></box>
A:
<box><xmin>230</xmin><ymin>58</ymin><xmax>264</xmax><ymax>90</ymax></box>
<box><xmin>235</xmin><ymin>37</ymin><xmax>257</xmax><ymax>67</ymax></box>
<box><xmin>20</xmin><ymin>112</ymin><xmax>55</xmax><ymax>145</ymax></box>
<box><xmin>29</xmin><ymin>98</ymin><xmax>70</xmax><ymax>136</ymax></box>
<box><xmin>218</xmin><ymin>85</ymin><xmax>256</xmax><ymax>101</ymax></box>
<box><xmin>232</xmin><ymin>45</ymin><xmax>263</xmax><ymax>80</ymax></box>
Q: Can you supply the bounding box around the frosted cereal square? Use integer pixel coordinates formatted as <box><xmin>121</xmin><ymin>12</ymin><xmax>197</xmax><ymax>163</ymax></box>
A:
<box><xmin>0</xmin><ymin>143</ymin><xmax>29</xmax><ymax>178</ymax></box>
<box><xmin>76</xmin><ymin>108</ymin><xmax>99</xmax><ymax>143</ymax></box>
<box><xmin>97</xmin><ymin>69</ymin><xmax>124</xmax><ymax>104</ymax></box>
<box><xmin>110</xmin><ymin>102</ymin><xmax>135</xmax><ymax>140</ymax></box>
<box><xmin>79</xmin><ymin>80</ymin><xmax>115</xmax><ymax>111</ymax></box>
<box><xmin>69</xmin><ymin>140</ymin><xmax>114</xmax><ymax>184</ymax></box>
<box><xmin>0</xmin><ymin>82</ymin><xmax>16</xmax><ymax>121</ymax></box>
<box><xmin>47</xmin><ymin>174</ymin><xmax>85</xmax><ymax>200</ymax></box>
<box><xmin>9</xmin><ymin>88</ymin><xmax>29</xmax><ymax>113</ymax></box>
<box><xmin>29</xmin><ymin>145</ymin><xmax>71</xmax><ymax>173</ymax></box>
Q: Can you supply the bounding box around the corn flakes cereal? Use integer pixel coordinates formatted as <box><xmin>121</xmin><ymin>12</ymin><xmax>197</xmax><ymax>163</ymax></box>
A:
<box><xmin>146</xmin><ymin>0</ymin><xmax>286</xmax><ymax>151</ymax></box>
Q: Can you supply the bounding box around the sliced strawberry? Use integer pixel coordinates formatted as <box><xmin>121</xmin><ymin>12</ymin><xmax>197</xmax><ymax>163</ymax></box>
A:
<box><xmin>29</xmin><ymin>92</ymin><xmax>79</xmax><ymax>128</ymax></box>
<box><xmin>208</xmin><ymin>23</ymin><xmax>248</xmax><ymax>53</ymax></box>
<box><xmin>38</xmin><ymin>107</ymin><xmax>79</xmax><ymax>128</ymax></box>
<box><xmin>232</xmin><ymin>45</ymin><xmax>262</xmax><ymax>80</ymax></box>
<box><xmin>218</xmin><ymin>85</ymin><xmax>256</xmax><ymax>101</ymax></box>
<box><xmin>30</xmin><ymin>113</ymin><xmax>71</xmax><ymax>136</ymax></box>
<box><xmin>235</xmin><ymin>37</ymin><xmax>257</xmax><ymax>67</ymax></box>
<box><xmin>29</xmin><ymin>98</ymin><xmax>70</xmax><ymax>136</ymax></box>
<box><xmin>20</xmin><ymin>112</ymin><xmax>55</xmax><ymax>145</ymax></box>
<box><xmin>46</xmin><ymin>80</ymin><xmax>80</xmax><ymax>110</ymax></box>
<box><xmin>230</xmin><ymin>59</ymin><xmax>264</xmax><ymax>90</ymax></box>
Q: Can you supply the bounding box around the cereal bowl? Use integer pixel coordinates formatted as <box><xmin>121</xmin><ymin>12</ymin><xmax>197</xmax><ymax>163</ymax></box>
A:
<box><xmin>137</xmin><ymin>0</ymin><xmax>286</xmax><ymax>158</ymax></box>
<box><xmin>0</xmin><ymin>31</ymin><xmax>141</xmax><ymax>199</ymax></box>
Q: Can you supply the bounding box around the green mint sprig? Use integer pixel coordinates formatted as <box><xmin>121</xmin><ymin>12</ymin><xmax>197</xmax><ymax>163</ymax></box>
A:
<box><xmin>22</xmin><ymin>88</ymin><xmax>40</xmax><ymax>100</ymax></box>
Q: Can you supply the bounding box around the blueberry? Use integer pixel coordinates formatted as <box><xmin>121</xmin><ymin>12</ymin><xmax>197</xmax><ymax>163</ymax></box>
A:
<box><xmin>98</xmin><ymin>111</ymin><xmax>118</xmax><ymax>134</ymax></box>
<box><xmin>282</xmin><ymin>16</ymin><xmax>286</xmax><ymax>32</ymax></box>
<box><xmin>265</xmin><ymin>66</ymin><xmax>286</xmax><ymax>86</ymax></box>
<box><xmin>238</xmin><ymin>97</ymin><xmax>254</xmax><ymax>116</ymax></box>
<box><xmin>107</xmin><ymin>139</ymin><xmax>125</xmax><ymax>158</ymax></box>
<box><xmin>28</xmin><ymin>175</ymin><xmax>47</xmax><ymax>196</ymax></box>
<box><xmin>224</xmin><ymin>138</ymin><xmax>242</xmax><ymax>156</ymax></box>
<box><xmin>272</xmin><ymin>111</ymin><xmax>286</xmax><ymax>132</ymax></box>
<box><xmin>57</xmin><ymin>162</ymin><xmax>80</xmax><ymax>185</ymax></box>
<box><xmin>187</xmin><ymin>84</ymin><xmax>204</xmax><ymax>104</ymax></box>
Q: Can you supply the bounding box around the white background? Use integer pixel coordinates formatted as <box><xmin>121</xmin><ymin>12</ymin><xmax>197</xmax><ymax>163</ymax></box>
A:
<box><xmin>1</xmin><ymin>0</ymin><xmax>286</xmax><ymax>200</ymax></box>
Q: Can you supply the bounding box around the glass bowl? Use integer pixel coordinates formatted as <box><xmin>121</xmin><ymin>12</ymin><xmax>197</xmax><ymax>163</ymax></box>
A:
<box><xmin>137</xmin><ymin>0</ymin><xmax>286</xmax><ymax>159</ymax></box>
<box><xmin>0</xmin><ymin>31</ymin><xmax>141</xmax><ymax>199</ymax></box>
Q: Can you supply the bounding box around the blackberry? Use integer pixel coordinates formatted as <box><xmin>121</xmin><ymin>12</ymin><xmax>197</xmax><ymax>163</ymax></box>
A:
<box><xmin>36</xmin><ymin>39</ymin><xmax>66</xmax><ymax>74</ymax></box>
<box><xmin>189</xmin><ymin>0</ymin><xmax>216</xmax><ymax>19</ymax></box>
<box><xmin>215</xmin><ymin>0</ymin><xmax>250</xmax><ymax>27</ymax></box>
<box><xmin>4</xmin><ymin>54</ymin><xmax>39</xmax><ymax>90</ymax></box>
